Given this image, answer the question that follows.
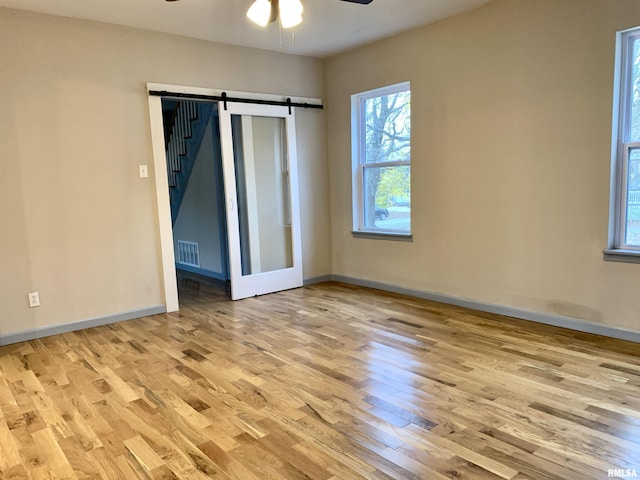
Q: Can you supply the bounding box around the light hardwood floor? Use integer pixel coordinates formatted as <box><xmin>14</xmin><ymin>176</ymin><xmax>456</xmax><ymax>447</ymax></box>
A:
<box><xmin>1</xmin><ymin>279</ymin><xmax>639</xmax><ymax>479</ymax></box>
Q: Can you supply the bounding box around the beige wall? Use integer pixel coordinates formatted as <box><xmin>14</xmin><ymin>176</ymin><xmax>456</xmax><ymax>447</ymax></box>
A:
<box><xmin>325</xmin><ymin>0</ymin><xmax>640</xmax><ymax>332</ymax></box>
<box><xmin>0</xmin><ymin>8</ymin><xmax>330</xmax><ymax>336</ymax></box>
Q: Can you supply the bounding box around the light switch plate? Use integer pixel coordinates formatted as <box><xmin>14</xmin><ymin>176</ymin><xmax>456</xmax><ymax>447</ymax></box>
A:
<box><xmin>138</xmin><ymin>165</ymin><xmax>148</xmax><ymax>178</ymax></box>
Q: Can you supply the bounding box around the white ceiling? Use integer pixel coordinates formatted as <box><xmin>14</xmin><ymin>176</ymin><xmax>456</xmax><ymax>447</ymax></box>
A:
<box><xmin>0</xmin><ymin>0</ymin><xmax>491</xmax><ymax>58</ymax></box>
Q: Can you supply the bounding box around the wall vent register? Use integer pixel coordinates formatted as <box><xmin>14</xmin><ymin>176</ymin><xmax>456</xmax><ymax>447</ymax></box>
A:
<box><xmin>177</xmin><ymin>240</ymin><xmax>200</xmax><ymax>268</ymax></box>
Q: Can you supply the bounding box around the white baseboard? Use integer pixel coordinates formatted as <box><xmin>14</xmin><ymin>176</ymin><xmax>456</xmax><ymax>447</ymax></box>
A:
<box><xmin>0</xmin><ymin>305</ymin><xmax>166</xmax><ymax>346</ymax></box>
<box><xmin>331</xmin><ymin>275</ymin><xmax>640</xmax><ymax>344</ymax></box>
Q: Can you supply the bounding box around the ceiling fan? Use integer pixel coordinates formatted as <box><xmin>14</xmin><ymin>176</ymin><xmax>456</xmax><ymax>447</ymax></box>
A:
<box><xmin>247</xmin><ymin>0</ymin><xmax>374</xmax><ymax>29</ymax></box>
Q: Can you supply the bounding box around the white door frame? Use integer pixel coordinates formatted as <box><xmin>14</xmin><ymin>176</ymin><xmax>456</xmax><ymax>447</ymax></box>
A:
<box><xmin>146</xmin><ymin>83</ymin><xmax>321</xmax><ymax>311</ymax></box>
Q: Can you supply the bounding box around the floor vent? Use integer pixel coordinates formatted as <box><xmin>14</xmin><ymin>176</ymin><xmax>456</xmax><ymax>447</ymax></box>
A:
<box><xmin>177</xmin><ymin>241</ymin><xmax>200</xmax><ymax>267</ymax></box>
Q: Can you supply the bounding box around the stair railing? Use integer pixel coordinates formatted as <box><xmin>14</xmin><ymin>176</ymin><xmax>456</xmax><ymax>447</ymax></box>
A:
<box><xmin>166</xmin><ymin>102</ymin><xmax>198</xmax><ymax>205</ymax></box>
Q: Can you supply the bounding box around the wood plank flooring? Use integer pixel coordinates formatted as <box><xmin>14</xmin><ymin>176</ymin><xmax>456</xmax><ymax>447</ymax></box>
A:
<box><xmin>1</xmin><ymin>279</ymin><xmax>639</xmax><ymax>479</ymax></box>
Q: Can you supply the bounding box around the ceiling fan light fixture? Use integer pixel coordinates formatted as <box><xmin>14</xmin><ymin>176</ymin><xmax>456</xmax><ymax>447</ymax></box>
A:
<box><xmin>247</xmin><ymin>0</ymin><xmax>272</xmax><ymax>27</ymax></box>
<box><xmin>279</xmin><ymin>0</ymin><xmax>303</xmax><ymax>28</ymax></box>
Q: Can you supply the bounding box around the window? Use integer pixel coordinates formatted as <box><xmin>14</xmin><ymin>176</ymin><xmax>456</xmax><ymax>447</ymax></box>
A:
<box><xmin>608</xmin><ymin>27</ymin><xmax>640</xmax><ymax>261</ymax></box>
<box><xmin>352</xmin><ymin>82</ymin><xmax>411</xmax><ymax>236</ymax></box>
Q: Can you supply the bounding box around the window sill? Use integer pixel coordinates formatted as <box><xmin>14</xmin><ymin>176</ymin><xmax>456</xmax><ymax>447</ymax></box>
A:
<box><xmin>351</xmin><ymin>230</ymin><xmax>413</xmax><ymax>242</ymax></box>
<box><xmin>603</xmin><ymin>248</ymin><xmax>640</xmax><ymax>264</ymax></box>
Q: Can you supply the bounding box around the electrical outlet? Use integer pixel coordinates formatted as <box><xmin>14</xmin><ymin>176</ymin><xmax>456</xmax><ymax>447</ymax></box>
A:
<box><xmin>28</xmin><ymin>292</ymin><xmax>40</xmax><ymax>308</ymax></box>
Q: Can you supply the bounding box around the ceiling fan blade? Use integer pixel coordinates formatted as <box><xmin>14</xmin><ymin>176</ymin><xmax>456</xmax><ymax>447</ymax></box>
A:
<box><xmin>339</xmin><ymin>0</ymin><xmax>374</xmax><ymax>4</ymax></box>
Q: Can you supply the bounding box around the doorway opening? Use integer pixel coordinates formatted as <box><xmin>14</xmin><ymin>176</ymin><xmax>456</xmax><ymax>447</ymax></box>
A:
<box><xmin>160</xmin><ymin>99</ymin><xmax>230</xmax><ymax>299</ymax></box>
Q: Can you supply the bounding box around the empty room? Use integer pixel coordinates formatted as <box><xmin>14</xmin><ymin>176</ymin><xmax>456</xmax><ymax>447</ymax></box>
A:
<box><xmin>1</xmin><ymin>0</ymin><xmax>639</xmax><ymax>478</ymax></box>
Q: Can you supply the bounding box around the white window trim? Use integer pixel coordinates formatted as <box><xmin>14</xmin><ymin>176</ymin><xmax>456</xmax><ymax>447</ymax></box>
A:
<box><xmin>351</xmin><ymin>82</ymin><xmax>411</xmax><ymax>237</ymax></box>
<box><xmin>605</xmin><ymin>28</ymin><xmax>640</xmax><ymax>262</ymax></box>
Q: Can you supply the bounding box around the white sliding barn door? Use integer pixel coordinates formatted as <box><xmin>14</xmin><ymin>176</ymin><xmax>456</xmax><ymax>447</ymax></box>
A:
<box><xmin>218</xmin><ymin>103</ymin><xmax>303</xmax><ymax>300</ymax></box>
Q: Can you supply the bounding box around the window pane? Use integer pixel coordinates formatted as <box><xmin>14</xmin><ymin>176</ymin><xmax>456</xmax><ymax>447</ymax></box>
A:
<box><xmin>626</xmin><ymin>148</ymin><xmax>640</xmax><ymax>246</ymax></box>
<box><xmin>363</xmin><ymin>165</ymin><xmax>410</xmax><ymax>231</ymax></box>
<box><xmin>364</xmin><ymin>91</ymin><xmax>411</xmax><ymax>164</ymax></box>
<box><xmin>630</xmin><ymin>38</ymin><xmax>640</xmax><ymax>141</ymax></box>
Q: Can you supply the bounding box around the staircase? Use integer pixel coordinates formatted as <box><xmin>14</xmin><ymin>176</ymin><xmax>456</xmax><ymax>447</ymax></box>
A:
<box><xmin>165</xmin><ymin>101</ymin><xmax>214</xmax><ymax>224</ymax></box>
